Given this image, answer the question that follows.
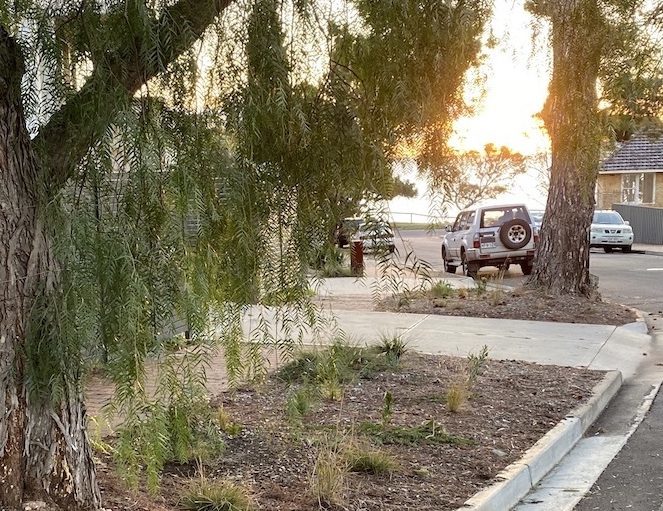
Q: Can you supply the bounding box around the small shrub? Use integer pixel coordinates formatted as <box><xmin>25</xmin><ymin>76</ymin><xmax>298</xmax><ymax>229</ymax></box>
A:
<box><xmin>310</xmin><ymin>444</ymin><xmax>347</xmax><ymax>506</ymax></box>
<box><xmin>359</xmin><ymin>420</ymin><xmax>471</xmax><ymax>446</ymax></box>
<box><xmin>345</xmin><ymin>447</ymin><xmax>396</xmax><ymax>475</ymax></box>
<box><xmin>446</xmin><ymin>382</ymin><xmax>467</xmax><ymax>413</ymax></box>
<box><xmin>286</xmin><ymin>386</ymin><xmax>316</xmax><ymax>423</ymax></box>
<box><xmin>168</xmin><ymin>399</ymin><xmax>226</xmax><ymax>466</ymax></box>
<box><xmin>278</xmin><ymin>340</ymin><xmax>389</xmax><ymax>392</ymax></box>
<box><xmin>180</xmin><ymin>480</ymin><xmax>255</xmax><ymax>511</ymax></box>
<box><xmin>429</xmin><ymin>281</ymin><xmax>455</xmax><ymax>299</ymax></box>
<box><xmin>489</xmin><ymin>287</ymin><xmax>505</xmax><ymax>306</ymax></box>
<box><xmin>217</xmin><ymin>408</ymin><xmax>242</xmax><ymax>437</ymax></box>
<box><xmin>375</xmin><ymin>334</ymin><xmax>408</xmax><ymax>365</ymax></box>
<box><xmin>457</xmin><ymin>287</ymin><xmax>470</xmax><ymax>299</ymax></box>
<box><xmin>467</xmin><ymin>345</ymin><xmax>489</xmax><ymax>386</ymax></box>
<box><xmin>381</xmin><ymin>390</ymin><xmax>394</xmax><ymax>427</ymax></box>
<box><xmin>475</xmin><ymin>277</ymin><xmax>488</xmax><ymax>295</ymax></box>
<box><xmin>88</xmin><ymin>416</ymin><xmax>114</xmax><ymax>455</ymax></box>
<box><xmin>320</xmin><ymin>378</ymin><xmax>343</xmax><ymax>401</ymax></box>
<box><xmin>318</xmin><ymin>260</ymin><xmax>354</xmax><ymax>278</ymax></box>
<box><xmin>277</xmin><ymin>351</ymin><xmax>323</xmax><ymax>383</ymax></box>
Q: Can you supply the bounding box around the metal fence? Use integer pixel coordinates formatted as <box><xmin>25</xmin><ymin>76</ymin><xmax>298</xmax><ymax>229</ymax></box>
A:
<box><xmin>612</xmin><ymin>203</ymin><xmax>663</xmax><ymax>245</ymax></box>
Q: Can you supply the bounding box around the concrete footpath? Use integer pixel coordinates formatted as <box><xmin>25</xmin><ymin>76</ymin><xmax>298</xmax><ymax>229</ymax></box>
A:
<box><xmin>634</xmin><ymin>243</ymin><xmax>663</xmax><ymax>256</ymax></box>
<box><xmin>244</xmin><ymin>305</ymin><xmax>652</xmax><ymax>378</ymax></box>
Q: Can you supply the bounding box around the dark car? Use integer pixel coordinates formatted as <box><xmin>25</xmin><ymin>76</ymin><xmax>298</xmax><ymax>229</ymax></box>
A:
<box><xmin>336</xmin><ymin>218</ymin><xmax>363</xmax><ymax>248</ymax></box>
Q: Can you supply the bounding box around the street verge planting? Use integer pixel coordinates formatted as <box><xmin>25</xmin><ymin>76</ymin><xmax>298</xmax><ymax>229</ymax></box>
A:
<box><xmin>95</xmin><ymin>339</ymin><xmax>605</xmax><ymax>511</ymax></box>
<box><xmin>378</xmin><ymin>280</ymin><xmax>638</xmax><ymax>325</ymax></box>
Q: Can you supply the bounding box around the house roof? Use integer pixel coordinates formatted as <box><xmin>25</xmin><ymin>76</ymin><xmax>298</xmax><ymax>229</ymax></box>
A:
<box><xmin>600</xmin><ymin>130</ymin><xmax>663</xmax><ymax>173</ymax></box>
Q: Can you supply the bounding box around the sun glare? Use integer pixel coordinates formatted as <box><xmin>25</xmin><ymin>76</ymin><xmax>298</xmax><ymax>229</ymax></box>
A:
<box><xmin>450</xmin><ymin>1</ymin><xmax>552</xmax><ymax>156</ymax></box>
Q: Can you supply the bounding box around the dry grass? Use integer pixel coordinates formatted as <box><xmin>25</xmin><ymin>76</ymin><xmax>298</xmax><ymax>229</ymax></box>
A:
<box><xmin>344</xmin><ymin>446</ymin><xmax>396</xmax><ymax>475</ymax></box>
<box><xmin>180</xmin><ymin>480</ymin><xmax>255</xmax><ymax>511</ymax></box>
<box><xmin>310</xmin><ymin>443</ymin><xmax>348</xmax><ymax>507</ymax></box>
<box><xmin>446</xmin><ymin>381</ymin><xmax>468</xmax><ymax>413</ymax></box>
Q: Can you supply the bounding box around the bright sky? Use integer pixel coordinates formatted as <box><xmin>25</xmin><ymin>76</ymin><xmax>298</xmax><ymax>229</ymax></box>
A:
<box><xmin>450</xmin><ymin>0</ymin><xmax>551</xmax><ymax>156</ymax></box>
<box><xmin>391</xmin><ymin>1</ymin><xmax>553</xmax><ymax>218</ymax></box>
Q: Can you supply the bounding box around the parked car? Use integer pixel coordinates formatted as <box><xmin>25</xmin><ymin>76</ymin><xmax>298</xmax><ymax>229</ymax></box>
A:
<box><xmin>441</xmin><ymin>203</ymin><xmax>537</xmax><ymax>278</ymax></box>
<box><xmin>336</xmin><ymin>217</ymin><xmax>363</xmax><ymax>248</ymax></box>
<box><xmin>590</xmin><ymin>210</ymin><xmax>634</xmax><ymax>252</ymax></box>
<box><xmin>336</xmin><ymin>217</ymin><xmax>395</xmax><ymax>253</ymax></box>
<box><xmin>354</xmin><ymin>219</ymin><xmax>396</xmax><ymax>253</ymax></box>
<box><xmin>530</xmin><ymin>210</ymin><xmax>545</xmax><ymax>231</ymax></box>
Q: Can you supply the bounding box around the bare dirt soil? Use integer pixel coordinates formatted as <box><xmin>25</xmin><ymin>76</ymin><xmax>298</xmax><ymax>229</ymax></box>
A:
<box><xmin>98</xmin><ymin>352</ymin><xmax>604</xmax><ymax>511</ymax></box>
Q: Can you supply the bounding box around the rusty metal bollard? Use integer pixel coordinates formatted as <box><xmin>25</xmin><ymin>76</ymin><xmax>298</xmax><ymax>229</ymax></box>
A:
<box><xmin>351</xmin><ymin>240</ymin><xmax>364</xmax><ymax>276</ymax></box>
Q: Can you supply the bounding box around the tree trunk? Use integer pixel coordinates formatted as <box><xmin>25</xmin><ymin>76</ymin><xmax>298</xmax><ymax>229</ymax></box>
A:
<box><xmin>526</xmin><ymin>0</ymin><xmax>604</xmax><ymax>296</ymax></box>
<box><xmin>0</xmin><ymin>28</ymin><xmax>100</xmax><ymax>511</ymax></box>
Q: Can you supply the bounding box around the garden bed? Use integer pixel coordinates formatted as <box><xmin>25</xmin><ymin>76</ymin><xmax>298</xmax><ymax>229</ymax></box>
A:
<box><xmin>97</xmin><ymin>343</ymin><xmax>604</xmax><ymax>511</ymax></box>
<box><xmin>377</xmin><ymin>283</ymin><xmax>638</xmax><ymax>326</ymax></box>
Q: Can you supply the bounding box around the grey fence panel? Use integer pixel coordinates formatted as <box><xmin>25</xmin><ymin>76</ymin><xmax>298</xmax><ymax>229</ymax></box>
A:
<box><xmin>612</xmin><ymin>203</ymin><xmax>663</xmax><ymax>245</ymax></box>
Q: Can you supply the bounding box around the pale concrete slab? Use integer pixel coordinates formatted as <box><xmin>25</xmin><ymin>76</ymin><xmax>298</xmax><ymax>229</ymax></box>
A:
<box><xmin>400</xmin><ymin>315</ymin><xmax>614</xmax><ymax>367</ymax></box>
<box><xmin>239</xmin><ymin>308</ymin><xmax>651</xmax><ymax>375</ymax></box>
<box><xmin>588</xmin><ymin>324</ymin><xmax>655</xmax><ymax>378</ymax></box>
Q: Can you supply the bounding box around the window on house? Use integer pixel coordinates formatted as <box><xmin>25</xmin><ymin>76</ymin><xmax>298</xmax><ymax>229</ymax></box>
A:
<box><xmin>622</xmin><ymin>173</ymin><xmax>655</xmax><ymax>204</ymax></box>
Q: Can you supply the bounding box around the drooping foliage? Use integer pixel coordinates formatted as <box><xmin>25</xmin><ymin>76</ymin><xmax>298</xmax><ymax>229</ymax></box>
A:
<box><xmin>598</xmin><ymin>1</ymin><xmax>663</xmax><ymax>139</ymax></box>
<box><xmin>0</xmin><ymin>0</ymin><xmax>490</xmax><ymax>499</ymax></box>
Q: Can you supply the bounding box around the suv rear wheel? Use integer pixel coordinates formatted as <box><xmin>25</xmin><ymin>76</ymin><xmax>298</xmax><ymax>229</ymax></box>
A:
<box><xmin>441</xmin><ymin>247</ymin><xmax>457</xmax><ymax>274</ymax></box>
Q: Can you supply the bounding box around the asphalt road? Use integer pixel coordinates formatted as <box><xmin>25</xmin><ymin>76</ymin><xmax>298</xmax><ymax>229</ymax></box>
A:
<box><xmin>394</xmin><ymin>229</ymin><xmax>663</xmax><ymax>314</ymax></box>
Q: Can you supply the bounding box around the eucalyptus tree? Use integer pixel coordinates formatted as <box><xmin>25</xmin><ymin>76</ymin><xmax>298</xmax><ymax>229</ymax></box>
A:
<box><xmin>525</xmin><ymin>0</ymin><xmax>649</xmax><ymax>295</ymax></box>
<box><xmin>430</xmin><ymin>143</ymin><xmax>527</xmax><ymax>210</ymax></box>
<box><xmin>0</xmin><ymin>0</ymin><xmax>489</xmax><ymax>508</ymax></box>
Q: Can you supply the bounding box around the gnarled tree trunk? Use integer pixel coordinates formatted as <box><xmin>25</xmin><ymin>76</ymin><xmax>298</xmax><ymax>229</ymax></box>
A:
<box><xmin>0</xmin><ymin>28</ymin><xmax>100</xmax><ymax>511</ymax></box>
<box><xmin>526</xmin><ymin>0</ymin><xmax>604</xmax><ymax>296</ymax></box>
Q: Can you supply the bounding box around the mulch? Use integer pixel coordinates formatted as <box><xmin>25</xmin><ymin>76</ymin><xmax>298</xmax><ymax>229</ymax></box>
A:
<box><xmin>97</xmin><ymin>352</ymin><xmax>604</xmax><ymax>511</ymax></box>
<box><xmin>378</xmin><ymin>287</ymin><xmax>638</xmax><ymax>326</ymax></box>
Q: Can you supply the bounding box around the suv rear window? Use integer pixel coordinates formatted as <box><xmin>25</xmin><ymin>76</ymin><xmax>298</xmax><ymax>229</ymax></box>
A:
<box><xmin>481</xmin><ymin>206</ymin><xmax>531</xmax><ymax>228</ymax></box>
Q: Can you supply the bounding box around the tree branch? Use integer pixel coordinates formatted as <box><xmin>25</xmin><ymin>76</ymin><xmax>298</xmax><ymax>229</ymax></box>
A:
<box><xmin>33</xmin><ymin>0</ymin><xmax>235</xmax><ymax>194</ymax></box>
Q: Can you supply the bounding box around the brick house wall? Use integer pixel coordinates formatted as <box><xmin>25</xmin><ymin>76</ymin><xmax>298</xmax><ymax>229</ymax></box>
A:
<box><xmin>596</xmin><ymin>174</ymin><xmax>622</xmax><ymax>209</ymax></box>
<box><xmin>596</xmin><ymin>172</ymin><xmax>663</xmax><ymax>209</ymax></box>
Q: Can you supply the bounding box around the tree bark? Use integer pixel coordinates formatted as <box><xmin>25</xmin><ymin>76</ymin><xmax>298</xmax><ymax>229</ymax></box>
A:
<box><xmin>0</xmin><ymin>28</ymin><xmax>100</xmax><ymax>511</ymax></box>
<box><xmin>526</xmin><ymin>0</ymin><xmax>605</xmax><ymax>296</ymax></box>
<box><xmin>0</xmin><ymin>1</ymin><xmax>239</xmax><ymax>508</ymax></box>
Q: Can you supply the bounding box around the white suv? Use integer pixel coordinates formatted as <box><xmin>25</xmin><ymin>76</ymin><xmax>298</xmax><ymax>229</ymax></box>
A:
<box><xmin>590</xmin><ymin>210</ymin><xmax>634</xmax><ymax>252</ymax></box>
<box><xmin>441</xmin><ymin>204</ymin><xmax>537</xmax><ymax>278</ymax></box>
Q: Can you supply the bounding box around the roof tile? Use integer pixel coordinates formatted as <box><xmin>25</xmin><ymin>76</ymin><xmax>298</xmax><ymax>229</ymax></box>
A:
<box><xmin>600</xmin><ymin>130</ymin><xmax>663</xmax><ymax>173</ymax></box>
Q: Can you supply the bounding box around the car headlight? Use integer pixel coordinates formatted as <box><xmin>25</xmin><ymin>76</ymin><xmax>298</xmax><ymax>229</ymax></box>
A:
<box><xmin>590</xmin><ymin>226</ymin><xmax>602</xmax><ymax>233</ymax></box>
<box><xmin>623</xmin><ymin>226</ymin><xmax>633</xmax><ymax>233</ymax></box>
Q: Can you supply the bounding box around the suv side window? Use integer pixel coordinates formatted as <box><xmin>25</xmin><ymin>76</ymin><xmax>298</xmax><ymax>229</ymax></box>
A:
<box><xmin>452</xmin><ymin>214</ymin><xmax>462</xmax><ymax>232</ymax></box>
<box><xmin>457</xmin><ymin>213</ymin><xmax>468</xmax><ymax>231</ymax></box>
<box><xmin>465</xmin><ymin>211</ymin><xmax>476</xmax><ymax>229</ymax></box>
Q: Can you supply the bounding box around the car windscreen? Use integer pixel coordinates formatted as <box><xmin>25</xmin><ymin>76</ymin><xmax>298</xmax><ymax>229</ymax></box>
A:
<box><xmin>592</xmin><ymin>212</ymin><xmax>623</xmax><ymax>224</ymax></box>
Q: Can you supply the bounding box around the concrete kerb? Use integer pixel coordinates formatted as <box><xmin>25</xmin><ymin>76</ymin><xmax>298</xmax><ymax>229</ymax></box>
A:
<box><xmin>457</xmin><ymin>370</ymin><xmax>622</xmax><ymax>511</ymax></box>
